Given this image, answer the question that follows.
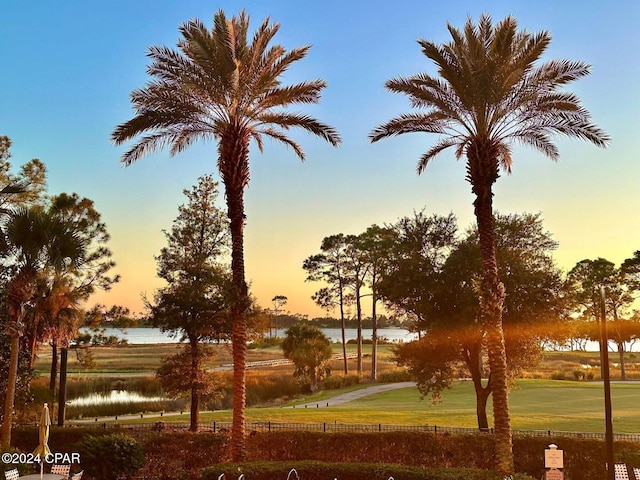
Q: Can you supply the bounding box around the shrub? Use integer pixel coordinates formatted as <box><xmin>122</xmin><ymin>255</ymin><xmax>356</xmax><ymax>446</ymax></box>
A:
<box><xmin>377</xmin><ymin>368</ymin><xmax>412</xmax><ymax>383</ymax></box>
<box><xmin>0</xmin><ymin>447</ymin><xmax>35</xmax><ymax>476</ymax></box>
<box><xmin>321</xmin><ymin>374</ymin><xmax>361</xmax><ymax>390</ymax></box>
<box><xmin>551</xmin><ymin>371</ymin><xmax>566</xmax><ymax>380</ymax></box>
<box><xmin>572</xmin><ymin>370</ymin><xmax>585</xmax><ymax>381</ymax></box>
<box><xmin>138</xmin><ymin>432</ymin><xmax>229</xmax><ymax>479</ymax></box>
<box><xmin>75</xmin><ymin>433</ymin><xmax>144</xmax><ymax>480</ymax></box>
<box><xmin>249</xmin><ymin>337</ymin><xmax>282</xmax><ymax>349</ymax></box>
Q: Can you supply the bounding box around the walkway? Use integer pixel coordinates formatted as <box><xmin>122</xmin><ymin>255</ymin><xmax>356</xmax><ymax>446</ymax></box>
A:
<box><xmin>289</xmin><ymin>382</ymin><xmax>416</xmax><ymax>409</ymax></box>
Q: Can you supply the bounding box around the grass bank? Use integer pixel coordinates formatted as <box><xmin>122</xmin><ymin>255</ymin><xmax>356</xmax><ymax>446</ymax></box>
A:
<box><xmin>120</xmin><ymin>379</ymin><xmax>640</xmax><ymax>434</ymax></box>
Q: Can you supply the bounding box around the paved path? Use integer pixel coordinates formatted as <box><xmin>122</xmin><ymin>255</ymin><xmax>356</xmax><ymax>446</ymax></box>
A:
<box><xmin>289</xmin><ymin>382</ymin><xmax>416</xmax><ymax>409</ymax></box>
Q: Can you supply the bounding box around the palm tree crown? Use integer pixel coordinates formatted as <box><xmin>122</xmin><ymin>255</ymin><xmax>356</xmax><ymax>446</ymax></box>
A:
<box><xmin>112</xmin><ymin>9</ymin><xmax>340</xmax><ymax>170</ymax></box>
<box><xmin>370</xmin><ymin>14</ymin><xmax>609</xmax><ymax>176</ymax></box>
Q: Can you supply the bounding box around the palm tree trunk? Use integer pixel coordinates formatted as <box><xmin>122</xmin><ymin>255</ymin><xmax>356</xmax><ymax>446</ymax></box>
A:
<box><xmin>474</xmin><ymin>192</ymin><xmax>513</xmax><ymax>476</ymax></box>
<box><xmin>57</xmin><ymin>347</ymin><xmax>68</xmax><ymax>426</ymax></box>
<box><xmin>468</xmin><ymin>143</ymin><xmax>513</xmax><ymax>477</ymax></box>
<box><xmin>2</xmin><ymin>268</ymin><xmax>37</xmax><ymax>447</ymax></box>
<box><xmin>1</xmin><ymin>332</ymin><xmax>20</xmax><ymax>447</ymax></box>
<box><xmin>220</xmin><ymin>132</ymin><xmax>251</xmax><ymax>462</ymax></box>
<box><xmin>49</xmin><ymin>341</ymin><xmax>58</xmax><ymax>393</ymax></box>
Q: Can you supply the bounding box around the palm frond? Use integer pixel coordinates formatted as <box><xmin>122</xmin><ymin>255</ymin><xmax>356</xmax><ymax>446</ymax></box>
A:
<box><xmin>416</xmin><ymin>137</ymin><xmax>465</xmax><ymax>174</ymax></box>
<box><xmin>370</xmin><ymin>112</ymin><xmax>449</xmax><ymax>142</ymax></box>
<box><xmin>257</xmin><ymin>112</ymin><xmax>341</xmax><ymax>146</ymax></box>
<box><xmin>255</xmin><ymin>128</ymin><xmax>304</xmax><ymax>160</ymax></box>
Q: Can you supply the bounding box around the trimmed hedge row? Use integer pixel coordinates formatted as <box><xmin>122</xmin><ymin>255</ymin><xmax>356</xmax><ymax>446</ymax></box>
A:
<box><xmin>202</xmin><ymin>461</ymin><xmax>503</xmax><ymax>480</ymax></box>
<box><xmin>11</xmin><ymin>427</ymin><xmax>640</xmax><ymax>480</ymax></box>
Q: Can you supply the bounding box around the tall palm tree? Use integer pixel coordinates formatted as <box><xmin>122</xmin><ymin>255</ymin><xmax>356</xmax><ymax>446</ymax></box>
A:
<box><xmin>370</xmin><ymin>14</ymin><xmax>608</xmax><ymax>476</ymax></box>
<box><xmin>111</xmin><ymin>10</ymin><xmax>340</xmax><ymax>460</ymax></box>
<box><xmin>0</xmin><ymin>208</ymin><xmax>85</xmax><ymax>447</ymax></box>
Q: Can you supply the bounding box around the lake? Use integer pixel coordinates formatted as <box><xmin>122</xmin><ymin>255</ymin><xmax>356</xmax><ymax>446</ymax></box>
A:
<box><xmin>84</xmin><ymin>327</ymin><xmax>418</xmax><ymax>345</ymax></box>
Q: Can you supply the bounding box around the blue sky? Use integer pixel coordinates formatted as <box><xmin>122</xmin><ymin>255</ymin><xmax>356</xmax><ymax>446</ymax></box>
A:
<box><xmin>1</xmin><ymin>0</ymin><xmax>639</xmax><ymax>317</ymax></box>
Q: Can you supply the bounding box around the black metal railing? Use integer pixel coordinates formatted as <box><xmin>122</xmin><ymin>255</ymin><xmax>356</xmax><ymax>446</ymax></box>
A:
<box><xmin>78</xmin><ymin>420</ymin><xmax>640</xmax><ymax>442</ymax></box>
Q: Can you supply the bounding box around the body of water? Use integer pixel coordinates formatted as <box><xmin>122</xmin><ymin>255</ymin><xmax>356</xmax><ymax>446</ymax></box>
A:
<box><xmin>83</xmin><ymin>327</ymin><xmax>640</xmax><ymax>353</ymax></box>
<box><xmin>83</xmin><ymin>326</ymin><xmax>418</xmax><ymax>345</ymax></box>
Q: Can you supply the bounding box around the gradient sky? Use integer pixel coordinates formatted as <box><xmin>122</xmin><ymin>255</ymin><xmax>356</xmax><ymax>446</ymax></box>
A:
<box><xmin>1</xmin><ymin>0</ymin><xmax>638</xmax><ymax>319</ymax></box>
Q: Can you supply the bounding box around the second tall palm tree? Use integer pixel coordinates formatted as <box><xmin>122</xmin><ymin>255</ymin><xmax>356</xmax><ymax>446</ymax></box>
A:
<box><xmin>371</xmin><ymin>14</ymin><xmax>608</xmax><ymax>476</ymax></box>
<box><xmin>112</xmin><ymin>10</ymin><xmax>340</xmax><ymax>460</ymax></box>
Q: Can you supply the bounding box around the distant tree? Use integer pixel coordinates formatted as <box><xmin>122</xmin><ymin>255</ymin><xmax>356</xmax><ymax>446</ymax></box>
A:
<box><xmin>621</xmin><ymin>251</ymin><xmax>640</xmax><ymax>292</ymax></box>
<box><xmin>44</xmin><ymin>193</ymin><xmax>119</xmax><ymax>426</ymax></box>
<box><xmin>156</xmin><ymin>344</ymin><xmax>224</xmax><ymax>416</ymax></box>
<box><xmin>304</xmin><ymin>234</ymin><xmax>352</xmax><ymax>374</ymax></box>
<box><xmin>111</xmin><ymin>10</ymin><xmax>341</xmax><ymax>461</ymax></box>
<box><xmin>566</xmin><ymin>258</ymin><xmax>636</xmax><ymax>379</ymax></box>
<box><xmin>370</xmin><ymin>14</ymin><xmax>609</xmax><ymax>476</ymax></box>
<box><xmin>342</xmin><ymin>235</ymin><xmax>369</xmax><ymax>376</ymax></box>
<box><xmin>281</xmin><ymin>324</ymin><xmax>332</xmax><ymax>392</ymax></box>
<box><xmin>0</xmin><ymin>136</ymin><xmax>47</xmax><ymax>214</ymax></box>
<box><xmin>392</xmin><ymin>213</ymin><xmax>565</xmax><ymax>430</ymax></box>
<box><xmin>271</xmin><ymin>295</ymin><xmax>288</xmax><ymax>333</ymax></box>
<box><xmin>356</xmin><ymin>225</ymin><xmax>395</xmax><ymax>379</ymax></box>
<box><xmin>149</xmin><ymin>175</ymin><xmax>231</xmax><ymax>431</ymax></box>
<box><xmin>377</xmin><ymin>211</ymin><xmax>458</xmax><ymax>322</ymax></box>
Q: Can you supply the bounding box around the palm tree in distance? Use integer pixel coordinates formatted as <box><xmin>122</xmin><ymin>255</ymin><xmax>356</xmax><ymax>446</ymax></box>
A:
<box><xmin>370</xmin><ymin>14</ymin><xmax>608</xmax><ymax>476</ymax></box>
<box><xmin>1</xmin><ymin>208</ymin><xmax>85</xmax><ymax>447</ymax></box>
<box><xmin>111</xmin><ymin>10</ymin><xmax>340</xmax><ymax>460</ymax></box>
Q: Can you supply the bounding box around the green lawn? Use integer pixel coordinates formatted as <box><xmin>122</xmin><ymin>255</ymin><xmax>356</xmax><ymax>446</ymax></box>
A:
<box><xmin>127</xmin><ymin>379</ymin><xmax>640</xmax><ymax>434</ymax></box>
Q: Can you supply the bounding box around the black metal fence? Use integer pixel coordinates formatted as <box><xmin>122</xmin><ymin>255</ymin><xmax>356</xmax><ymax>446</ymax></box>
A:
<box><xmin>82</xmin><ymin>420</ymin><xmax>640</xmax><ymax>442</ymax></box>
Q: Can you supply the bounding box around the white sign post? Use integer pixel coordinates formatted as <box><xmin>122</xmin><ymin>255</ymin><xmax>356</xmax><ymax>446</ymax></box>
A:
<box><xmin>545</xmin><ymin>444</ymin><xmax>564</xmax><ymax>480</ymax></box>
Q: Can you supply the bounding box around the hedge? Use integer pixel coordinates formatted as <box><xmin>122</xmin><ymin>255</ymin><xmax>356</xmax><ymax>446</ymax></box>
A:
<box><xmin>202</xmin><ymin>461</ymin><xmax>502</xmax><ymax>480</ymax></box>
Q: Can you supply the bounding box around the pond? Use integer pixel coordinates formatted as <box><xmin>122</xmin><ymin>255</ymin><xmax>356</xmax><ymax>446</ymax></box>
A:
<box><xmin>66</xmin><ymin>390</ymin><xmax>167</xmax><ymax>407</ymax></box>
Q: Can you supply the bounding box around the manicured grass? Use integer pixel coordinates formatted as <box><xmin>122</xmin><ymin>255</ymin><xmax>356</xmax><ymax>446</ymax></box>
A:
<box><xmin>122</xmin><ymin>379</ymin><xmax>640</xmax><ymax>434</ymax></box>
<box><xmin>42</xmin><ymin>343</ymin><xmax>640</xmax><ymax>434</ymax></box>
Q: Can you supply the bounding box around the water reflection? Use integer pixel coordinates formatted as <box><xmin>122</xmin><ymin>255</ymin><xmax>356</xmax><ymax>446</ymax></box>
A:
<box><xmin>67</xmin><ymin>390</ymin><xmax>166</xmax><ymax>406</ymax></box>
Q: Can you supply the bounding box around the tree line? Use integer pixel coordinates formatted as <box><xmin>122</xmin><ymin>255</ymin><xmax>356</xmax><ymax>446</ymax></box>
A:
<box><xmin>303</xmin><ymin>210</ymin><xmax>640</xmax><ymax>429</ymax></box>
<box><xmin>0</xmin><ymin>136</ymin><xmax>119</xmax><ymax>446</ymax></box>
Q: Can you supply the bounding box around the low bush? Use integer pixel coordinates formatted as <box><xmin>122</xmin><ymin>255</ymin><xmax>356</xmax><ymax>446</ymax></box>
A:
<box><xmin>249</xmin><ymin>338</ymin><xmax>282</xmax><ymax>349</ymax></box>
<box><xmin>202</xmin><ymin>461</ymin><xmax>500</xmax><ymax>480</ymax></box>
<box><xmin>0</xmin><ymin>446</ymin><xmax>36</xmax><ymax>476</ymax></box>
<box><xmin>216</xmin><ymin>374</ymin><xmax>304</xmax><ymax>409</ymax></box>
<box><xmin>377</xmin><ymin>368</ymin><xmax>412</xmax><ymax>383</ymax></box>
<box><xmin>75</xmin><ymin>433</ymin><xmax>144</xmax><ymax>480</ymax></box>
<box><xmin>321</xmin><ymin>374</ymin><xmax>362</xmax><ymax>390</ymax></box>
<box><xmin>139</xmin><ymin>432</ymin><xmax>230</xmax><ymax>479</ymax></box>
<box><xmin>550</xmin><ymin>371</ymin><xmax>566</xmax><ymax>380</ymax></box>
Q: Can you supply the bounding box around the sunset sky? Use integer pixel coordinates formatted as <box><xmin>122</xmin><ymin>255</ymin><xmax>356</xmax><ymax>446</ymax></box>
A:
<box><xmin>2</xmin><ymin>0</ymin><xmax>638</xmax><ymax>319</ymax></box>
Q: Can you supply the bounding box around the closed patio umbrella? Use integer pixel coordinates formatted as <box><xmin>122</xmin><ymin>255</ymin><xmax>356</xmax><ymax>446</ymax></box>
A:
<box><xmin>33</xmin><ymin>403</ymin><xmax>51</xmax><ymax>480</ymax></box>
